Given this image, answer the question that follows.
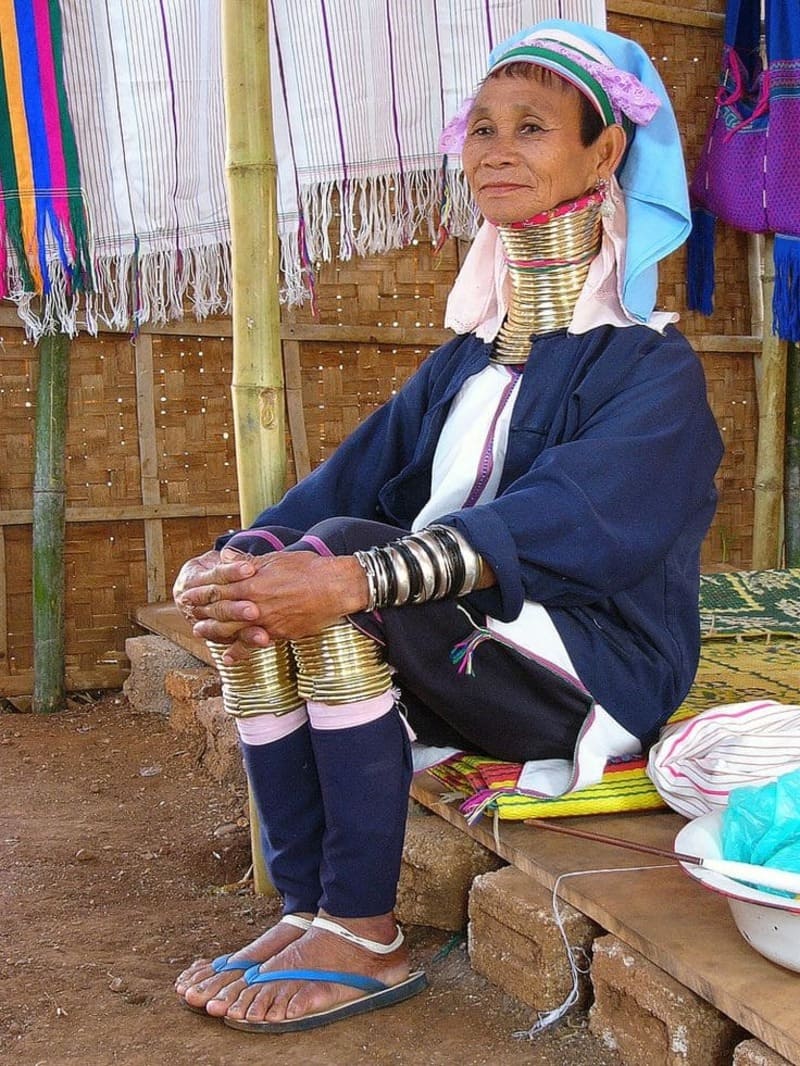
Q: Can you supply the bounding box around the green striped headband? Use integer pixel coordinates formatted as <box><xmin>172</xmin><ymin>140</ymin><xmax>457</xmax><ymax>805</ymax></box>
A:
<box><xmin>490</xmin><ymin>42</ymin><xmax>617</xmax><ymax>126</ymax></box>
<box><xmin>487</xmin><ymin>32</ymin><xmax>660</xmax><ymax>128</ymax></box>
<box><xmin>438</xmin><ymin>29</ymin><xmax>660</xmax><ymax>155</ymax></box>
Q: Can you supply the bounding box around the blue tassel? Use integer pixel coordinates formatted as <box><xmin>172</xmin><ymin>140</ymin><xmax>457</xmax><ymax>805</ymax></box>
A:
<box><xmin>773</xmin><ymin>235</ymin><xmax>800</xmax><ymax>342</ymax></box>
<box><xmin>686</xmin><ymin>207</ymin><xmax>717</xmax><ymax>315</ymax></box>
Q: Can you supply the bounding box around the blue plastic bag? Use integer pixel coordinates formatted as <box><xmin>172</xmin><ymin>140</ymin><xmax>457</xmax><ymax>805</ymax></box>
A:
<box><xmin>722</xmin><ymin>766</ymin><xmax>800</xmax><ymax>883</ymax></box>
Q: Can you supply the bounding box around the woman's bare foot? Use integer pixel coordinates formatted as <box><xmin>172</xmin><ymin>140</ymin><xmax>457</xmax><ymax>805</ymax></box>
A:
<box><xmin>223</xmin><ymin>910</ymin><xmax>411</xmax><ymax>1026</ymax></box>
<box><xmin>175</xmin><ymin>913</ymin><xmax>312</xmax><ymax>1016</ymax></box>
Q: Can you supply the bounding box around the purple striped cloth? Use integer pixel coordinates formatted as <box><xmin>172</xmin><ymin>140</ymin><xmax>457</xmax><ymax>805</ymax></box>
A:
<box><xmin>9</xmin><ymin>0</ymin><xmax>603</xmax><ymax>337</ymax></box>
<box><xmin>647</xmin><ymin>700</ymin><xmax>800</xmax><ymax>818</ymax></box>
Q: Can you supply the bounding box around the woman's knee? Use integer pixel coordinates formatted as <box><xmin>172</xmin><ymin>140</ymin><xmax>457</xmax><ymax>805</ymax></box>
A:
<box><xmin>223</xmin><ymin>525</ymin><xmax>303</xmax><ymax>556</ymax></box>
<box><xmin>303</xmin><ymin>516</ymin><xmax>401</xmax><ymax>555</ymax></box>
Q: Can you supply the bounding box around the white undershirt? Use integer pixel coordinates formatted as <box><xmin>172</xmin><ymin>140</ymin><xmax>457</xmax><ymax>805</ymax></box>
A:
<box><xmin>410</xmin><ymin>362</ymin><xmax>640</xmax><ymax>792</ymax></box>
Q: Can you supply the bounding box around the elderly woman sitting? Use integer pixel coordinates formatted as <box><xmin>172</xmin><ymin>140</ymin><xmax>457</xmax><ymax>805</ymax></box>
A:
<box><xmin>173</xmin><ymin>19</ymin><xmax>723</xmax><ymax>1035</ymax></box>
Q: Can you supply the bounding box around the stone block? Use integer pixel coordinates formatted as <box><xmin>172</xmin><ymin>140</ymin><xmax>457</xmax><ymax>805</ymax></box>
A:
<box><xmin>165</xmin><ymin>668</ymin><xmax>221</xmax><ymax>733</ymax></box>
<box><xmin>589</xmin><ymin>934</ymin><xmax>742</xmax><ymax>1065</ymax></box>
<box><xmin>468</xmin><ymin>864</ymin><xmax>600</xmax><ymax>1012</ymax></box>
<box><xmin>165</xmin><ymin>667</ymin><xmax>221</xmax><ymax>703</ymax></box>
<box><xmin>166</xmin><ymin>669</ymin><xmax>244</xmax><ymax>789</ymax></box>
<box><xmin>733</xmin><ymin>1039</ymin><xmax>794</xmax><ymax>1066</ymax></box>
<box><xmin>123</xmin><ymin>635</ymin><xmax>204</xmax><ymax>715</ymax></box>
<box><xmin>396</xmin><ymin>810</ymin><xmax>503</xmax><ymax>931</ymax></box>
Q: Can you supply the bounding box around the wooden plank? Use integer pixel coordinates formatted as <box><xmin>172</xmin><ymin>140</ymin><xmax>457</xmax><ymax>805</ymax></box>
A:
<box><xmin>134</xmin><ymin>602</ymin><xmax>214</xmax><ymax>666</ymax></box>
<box><xmin>0</xmin><ymin>306</ymin><xmax>450</xmax><ymax>346</ymax></box>
<box><xmin>0</xmin><ymin>665</ymin><xmax>127</xmax><ymax>696</ymax></box>
<box><xmin>134</xmin><ymin>334</ymin><xmax>168</xmax><ymax>602</ymax></box>
<box><xmin>2</xmin><ymin>305</ymin><xmax>760</xmax><ymax>355</ymax></box>
<box><xmin>411</xmin><ymin>775</ymin><xmax>800</xmax><ymax>1064</ymax></box>
<box><xmin>752</xmin><ymin>238</ymin><xmax>788</xmax><ymax>569</ymax></box>
<box><xmin>607</xmin><ymin>0</ymin><xmax>724</xmax><ymax>28</ymax></box>
<box><xmin>692</xmin><ymin>335</ymin><xmax>762</xmax><ymax>354</ymax></box>
<box><xmin>0</xmin><ymin>503</ymin><xmax>239</xmax><ymax>526</ymax></box>
<box><xmin>282</xmin><ymin>339</ymin><xmax>312</xmax><ymax>480</ymax></box>
<box><xmin>280</xmin><ymin>322</ymin><xmax>449</xmax><ymax>347</ymax></box>
<box><xmin>0</xmin><ymin>305</ymin><xmax>234</xmax><ymax>337</ymax></box>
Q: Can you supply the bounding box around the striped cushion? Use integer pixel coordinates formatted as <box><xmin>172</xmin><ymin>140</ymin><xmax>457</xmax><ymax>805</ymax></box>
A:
<box><xmin>427</xmin><ymin>701</ymin><xmax>702</xmax><ymax>823</ymax></box>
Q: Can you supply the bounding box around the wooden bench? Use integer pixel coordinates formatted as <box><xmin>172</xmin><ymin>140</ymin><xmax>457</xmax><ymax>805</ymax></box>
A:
<box><xmin>410</xmin><ymin>775</ymin><xmax>800</xmax><ymax>1064</ymax></box>
<box><xmin>136</xmin><ymin>602</ymin><xmax>215</xmax><ymax>666</ymax></box>
<box><xmin>135</xmin><ymin>601</ymin><xmax>800</xmax><ymax>1063</ymax></box>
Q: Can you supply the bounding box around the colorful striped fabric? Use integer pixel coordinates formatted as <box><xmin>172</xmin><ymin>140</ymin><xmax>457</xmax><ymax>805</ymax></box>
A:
<box><xmin>3</xmin><ymin>0</ymin><xmax>604</xmax><ymax>336</ymax></box>
<box><xmin>0</xmin><ymin>0</ymin><xmax>91</xmax><ymax>303</ymax></box>
<box><xmin>428</xmin><ymin>699</ymin><xmax>704</xmax><ymax>823</ymax></box>
<box><xmin>432</xmin><ymin>752</ymin><xmax>668</xmax><ymax>823</ymax></box>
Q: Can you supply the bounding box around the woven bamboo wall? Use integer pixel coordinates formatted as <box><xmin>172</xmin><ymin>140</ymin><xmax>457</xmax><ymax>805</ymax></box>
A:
<box><xmin>0</xmin><ymin>0</ymin><xmax>762</xmax><ymax>695</ymax></box>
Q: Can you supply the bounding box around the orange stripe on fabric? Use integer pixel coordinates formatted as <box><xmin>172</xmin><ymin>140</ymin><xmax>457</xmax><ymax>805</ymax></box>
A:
<box><xmin>0</xmin><ymin>0</ymin><xmax>41</xmax><ymax>287</ymax></box>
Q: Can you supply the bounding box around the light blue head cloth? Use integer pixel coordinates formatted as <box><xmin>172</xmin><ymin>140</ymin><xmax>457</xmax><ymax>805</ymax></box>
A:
<box><xmin>487</xmin><ymin>20</ymin><xmax>690</xmax><ymax>324</ymax></box>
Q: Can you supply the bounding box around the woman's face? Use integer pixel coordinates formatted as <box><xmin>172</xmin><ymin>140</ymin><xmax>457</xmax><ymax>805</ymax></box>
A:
<box><xmin>461</xmin><ymin>70</ymin><xmax>612</xmax><ymax>225</ymax></box>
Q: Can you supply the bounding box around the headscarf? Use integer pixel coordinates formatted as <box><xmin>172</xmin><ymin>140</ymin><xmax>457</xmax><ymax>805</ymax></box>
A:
<box><xmin>440</xmin><ymin>20</ymin><xmax>690</xmax><ymax>331</ymax></box>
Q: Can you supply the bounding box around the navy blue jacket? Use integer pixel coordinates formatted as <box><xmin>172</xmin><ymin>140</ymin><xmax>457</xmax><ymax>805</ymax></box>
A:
<box><xmin>246</xmin><ymin>325</ymin><xmax>723</xmax><ymax>746</ymax></box>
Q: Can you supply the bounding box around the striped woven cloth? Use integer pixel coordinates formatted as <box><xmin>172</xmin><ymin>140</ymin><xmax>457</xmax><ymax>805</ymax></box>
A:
<box><xmin>2</xmin><ymin>0</ymin><xmax>603</xmax><ymax>336</ymax></box>
<box><xmin>433</xmin><ymin>752</ymin><xmax>668</xmax><ymax>823</ymax></box>
<box><xmin>0</xmin><ymin>0</ymin><xmax>92</xmax><ymax>304</ymax></box>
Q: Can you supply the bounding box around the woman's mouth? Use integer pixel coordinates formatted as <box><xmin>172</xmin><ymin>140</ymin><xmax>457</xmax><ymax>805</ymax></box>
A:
<box><xmin>480</xmin><ymin>183</ymin><xmax>526</xmax><ymax>195</ymax></box>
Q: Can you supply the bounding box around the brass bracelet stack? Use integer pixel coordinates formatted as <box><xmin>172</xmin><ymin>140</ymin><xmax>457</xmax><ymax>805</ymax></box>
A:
<box><xmin>206</xmin><ymin>640</ymin><xmax>303</xmax><ymax>718</ymax></box>
<box><xmin>353</xmin><ymin>524</ymin><xmax>484</xmax><ymax>611</ymax></box>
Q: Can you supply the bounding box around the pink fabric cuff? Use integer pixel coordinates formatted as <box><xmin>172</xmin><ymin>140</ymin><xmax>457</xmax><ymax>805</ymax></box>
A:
<box><xmin>306</xmin><ymin>691</ymin><xmax>396</xmax><ymax>730</ymax></box>
<box><xmin>235</xmin><ymin>706</ymin><xmax>308</xmax><ymax>746</ymax></box>
<box><xmin>307</xmin><ymin>690</ymin><xmax>417</xmax><ymax>742</ymax></box>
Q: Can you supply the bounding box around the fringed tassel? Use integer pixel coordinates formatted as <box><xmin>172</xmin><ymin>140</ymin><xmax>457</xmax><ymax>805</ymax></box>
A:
<box><xmin>686</xmin><ymin>206</ymin><xmax>717</xmax><ymax>315</ymax></box>
<box><xmin>66</xmin><ymin>189</ymin><xmax>94</xmax><ymax>295</ymax></box>
<box><xmin>459</xmin><ymin>788</ymin><xmax>509</xmax><ymax>825</ymax></box>
<box><xmin>772</xmin><ymin>234</ymin><xmax>800</xmax><ymax>342</ymax></box>
<box><xmin>449</xmin><ymin>624</ymin><xmax>491</xmax><ymax>676</ymax></box>
<box><xmin>296</xmin><ymin>213</ymin><xmax>318</xmax><ymax>317</ymax></box>
<box><xmin>0</xmin><ymin>189</ymin><xmax>36</xmax><ymax>294</ymax></box>
<box><xmin>434</xmin><ymin>154</ymin><xmax>451</xmax><ymax>253</ymax></box>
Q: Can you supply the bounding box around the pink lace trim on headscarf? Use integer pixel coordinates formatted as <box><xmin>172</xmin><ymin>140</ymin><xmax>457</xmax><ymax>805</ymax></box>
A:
<box><xmin>439</xmin><ymin>31</ymin><xmax>660</xmax><ymax>154</ymax></box>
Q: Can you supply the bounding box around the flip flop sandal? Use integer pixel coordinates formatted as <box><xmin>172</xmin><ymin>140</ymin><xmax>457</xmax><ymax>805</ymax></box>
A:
<box><xmin>179</xmin><ymin>913</ymin><xmax>312</xmax><ymax>1016</ymax></box>
<box><xmin>223</xmin><ymin>916</ymin><xmax>427</xmax><ymax>1033</ymax></box>
<box><xmin>224</xmin><ymin>967</ymin><xmax>428</xmax><ymax>1033</ymax></box>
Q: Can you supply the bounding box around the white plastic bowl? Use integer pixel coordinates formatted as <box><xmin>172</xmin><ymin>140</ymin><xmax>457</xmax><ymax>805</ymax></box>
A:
<box><xmin>675</xmin><ymin>810</ymin><xmax>800</xmax><ymax>973</ymax></box>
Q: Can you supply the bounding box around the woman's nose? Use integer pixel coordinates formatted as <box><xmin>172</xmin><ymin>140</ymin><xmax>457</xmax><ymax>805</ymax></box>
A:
<box><xmin>481</xmin><ymin>133</ymin><xmax>518</xmax><ymax>167</ymax></box>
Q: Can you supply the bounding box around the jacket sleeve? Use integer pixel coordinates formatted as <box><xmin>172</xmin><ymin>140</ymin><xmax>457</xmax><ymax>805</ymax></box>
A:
<box><xmin>442</xmin><ymin>335</ymin><xmax>724</xmax><ymax>620</ymax></box>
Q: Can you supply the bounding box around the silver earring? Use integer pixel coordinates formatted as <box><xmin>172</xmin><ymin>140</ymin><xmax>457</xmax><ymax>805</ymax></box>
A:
<box><xmin>597</xmin><ymin>179</ymin><xmax>615</xmax><ymax>219</ymax></box>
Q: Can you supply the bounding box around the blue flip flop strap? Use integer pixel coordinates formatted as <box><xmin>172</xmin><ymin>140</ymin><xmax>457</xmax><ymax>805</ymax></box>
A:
<box><xmin>243</xmin><ymin>965</ymin><xmax>387</xmax><ymax>993</ymax></box>
<box><xmin>211</xmin><ymin>953</ymin><xmax>251</xmax><ymax>973</ymax></box>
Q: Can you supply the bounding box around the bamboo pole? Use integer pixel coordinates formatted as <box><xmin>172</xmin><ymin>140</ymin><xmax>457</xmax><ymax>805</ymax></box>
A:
<box><xmin>32</xmin><ymin>332</ymin><xmax>70</xmax><ymax>714</ymax></box>
<box><xmin>751</xmin><ymin>236</ymin><xmax>788</xmax><ymax>569</ymax></box>
<box><xmin>220</xmin><ymin>0</ymin><xmax>283</xmax><ymax>895</ymax></box>
<box><xmin>221</xmin><ymin>0</ymin><xmax>285</xmax><ymax>521</ymax></box>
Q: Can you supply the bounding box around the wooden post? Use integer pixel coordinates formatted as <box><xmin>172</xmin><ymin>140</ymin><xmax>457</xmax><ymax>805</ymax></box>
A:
<box><xmin>32</xmin><ymin>332</ymin><xmax>70</xmax><ymax>713</ymax></box>
<box><xmin>752</xmin><ymin>236</ymin><xmax>788</xmax><ymax>569</ymax></box>
<box><xmin>221</xmin><ymin>0</ymin><xmax>283</xmax><ymax>895</ymax></box>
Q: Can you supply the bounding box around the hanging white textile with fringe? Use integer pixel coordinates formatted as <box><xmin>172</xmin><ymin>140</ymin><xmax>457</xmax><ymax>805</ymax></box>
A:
<box><xmin>9</xmin><ymin>0</ymin><xmax>604</xmax><ymax>338</ymax></box>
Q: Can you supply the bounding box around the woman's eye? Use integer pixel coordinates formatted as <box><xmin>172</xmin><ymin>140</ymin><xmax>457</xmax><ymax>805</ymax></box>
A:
<box><xmin>469</xmin><ymin>124</ymin><xmax>493</xmax><ymax>137</ymax></box>
<box><xmin>520</xmin><ymin>122</ymin><xmax>543</xmax><ymax>134</ymax></box>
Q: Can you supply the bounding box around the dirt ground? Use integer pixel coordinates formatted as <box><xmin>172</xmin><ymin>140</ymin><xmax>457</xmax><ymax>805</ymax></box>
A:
<box><xmin>1</xmin><ymin>692</ymin><xmax>625</xmax><ymax>1066</ymax></box>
